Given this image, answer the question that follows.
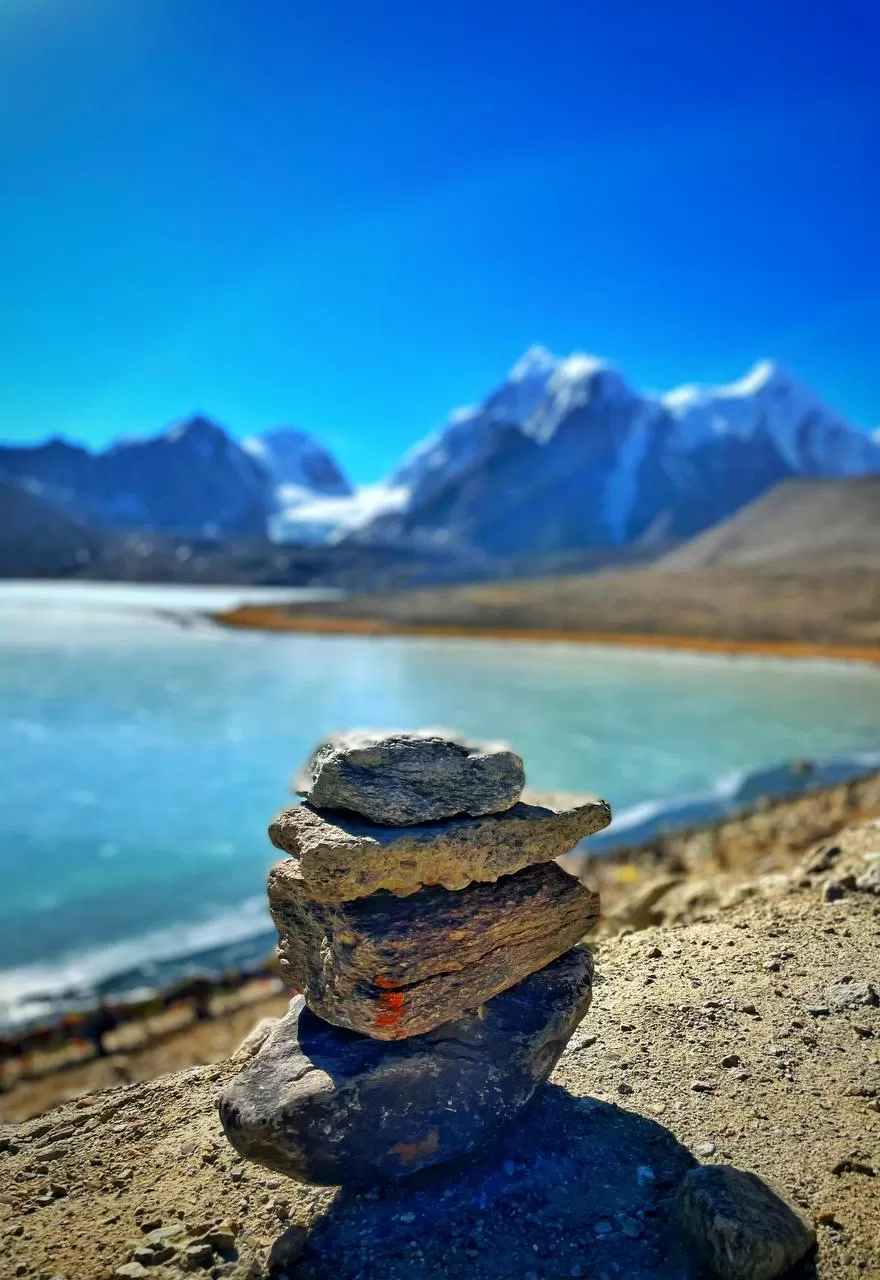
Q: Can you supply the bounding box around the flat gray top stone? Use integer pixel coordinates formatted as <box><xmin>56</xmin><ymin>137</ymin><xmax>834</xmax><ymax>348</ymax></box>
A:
<box><xmin>269</xmin><ymin>797</ymin><xmax>611</xmax><ymax>901</ymax></box>
<box><xmin>295</xmin><ymin>731</ymin><xmax>525</xmax><ymax>825</ymax></box>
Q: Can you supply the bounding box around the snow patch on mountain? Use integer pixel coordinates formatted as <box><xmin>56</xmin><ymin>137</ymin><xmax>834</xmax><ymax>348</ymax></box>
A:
<box><xmin>658</xmin><ymin>359</ymin><xmax>872</xmax><ymax>475</ymax></box>
<box><xmin>662</xmin><ymin>358</ymin><xmax>779</xmax><ymax>414</ymax></box>
<box><xmin>524</xmin><ymin>355</ymin><xmax>630</xmax><ymax>444</ymax></box>
<box><xmin>243</xmin><ymin>426</ymin><xmax>351</xmax><ymax>495</ymax></box>
<box><xmin>269</xmin><ymin>483</ymin><xmax>409</xmax><ymax>545</ymax></box>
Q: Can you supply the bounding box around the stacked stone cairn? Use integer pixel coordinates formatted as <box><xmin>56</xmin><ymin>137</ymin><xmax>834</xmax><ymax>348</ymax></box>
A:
<box><xmin>219</xmin><ymin>732</ymin><xmax>611</xmax><ymax>1186</ymax></box>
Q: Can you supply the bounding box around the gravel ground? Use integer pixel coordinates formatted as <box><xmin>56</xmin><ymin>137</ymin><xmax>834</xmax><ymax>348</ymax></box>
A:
<box><xmin>1</xmin><ymin>821</ymin><xmax>878</xmax><ymax>1280</ymax></box>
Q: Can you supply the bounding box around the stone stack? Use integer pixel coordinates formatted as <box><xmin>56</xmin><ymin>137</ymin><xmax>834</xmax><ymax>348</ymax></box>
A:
<box><xmin>219</xmin><ymin>732</ymin><xmax>610</xmax><ymax>1186</ymax></box>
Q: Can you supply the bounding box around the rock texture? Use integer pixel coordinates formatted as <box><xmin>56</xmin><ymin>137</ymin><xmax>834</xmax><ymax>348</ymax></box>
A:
<box><xmin>672</xmin><ymin>1164</ymin><xmax>816</xmax><ymax>1280</ymax></box>
<box><xmin>295</xmin><ymin>732</ymin><xmax>525</xmax><ymax>825</ymax></box>
<box><xmin>218</xmin><ymin>945</ymin><xmax>593</xmax><ymax>1186</ymax></box>
<box><xmin>268</xmin><ymin>860</ymin><xmax>600</xmax><ymax>1038</ymax></box>
<box><xmin>269</xmin><ymin>798</ymin><xmax>611</xmax><ymax>900</ymax></box>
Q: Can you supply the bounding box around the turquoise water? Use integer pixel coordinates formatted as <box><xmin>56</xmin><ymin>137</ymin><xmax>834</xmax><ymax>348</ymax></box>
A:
<box><xmin>1</xmin><ymin>594</ymin><xmax>879</xmax><ymax>1021</ymax></box>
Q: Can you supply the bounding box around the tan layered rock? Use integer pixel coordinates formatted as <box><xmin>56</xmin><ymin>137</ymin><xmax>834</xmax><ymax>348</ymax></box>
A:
<box><xmin>268</xmin><ymin>859</ymin><xmax>600</xmax><ymax>1039</ymax></box>
<box><xmin>268</xmin><ymin>798</ymin><xmax>611</xmax><ymax>901</ymax></box>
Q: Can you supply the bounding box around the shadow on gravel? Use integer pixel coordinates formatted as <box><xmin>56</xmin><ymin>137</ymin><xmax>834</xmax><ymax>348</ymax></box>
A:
<box><xmin>278</xmin><ymin>1086</ymin><xmax>702</xmax><ymax>1280</ymax></box>
<box><xmin>278</xmin><ymin>1085</ymin><xmax>821</xmax><ymax>1279</ymax></box>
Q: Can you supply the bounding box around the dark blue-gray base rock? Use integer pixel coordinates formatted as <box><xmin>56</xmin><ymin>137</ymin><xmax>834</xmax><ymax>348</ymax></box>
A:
<box><xmin>218</xmin><ymin>945</ymin><xmax>593</xmax><ymax>1186</ymax></box>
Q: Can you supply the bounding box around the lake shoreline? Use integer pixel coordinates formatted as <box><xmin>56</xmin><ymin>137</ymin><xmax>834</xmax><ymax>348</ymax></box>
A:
<box><xmin>214</xmin><ymin>605</ymin><xmax>880</xmax><ymax>665</ymax></box>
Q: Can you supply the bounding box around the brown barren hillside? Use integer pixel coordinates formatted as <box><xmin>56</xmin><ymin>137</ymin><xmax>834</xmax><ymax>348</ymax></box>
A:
<box><xmin>216</xmin><ymin>477</ymin><xmax>880</xmax><ymax>654</ymax></box>
<box><xmin>218</xmin><ymin>564</ymin><xmax>880</xmax><ymax>652</ymax></box>
<box><xmin>657</xmin><ymin>476</ymin><xmax>880</xmax><ymax>572</ymax></box>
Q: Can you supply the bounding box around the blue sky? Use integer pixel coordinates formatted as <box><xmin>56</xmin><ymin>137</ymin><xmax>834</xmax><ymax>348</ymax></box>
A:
<box><xmin>1</xmin><ymin>0</ymin><xmax>878</xmax><ymax>482</ymax></box>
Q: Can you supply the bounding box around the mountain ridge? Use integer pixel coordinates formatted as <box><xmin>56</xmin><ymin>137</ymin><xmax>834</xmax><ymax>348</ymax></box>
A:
<box><xmin>0</xmin><ymin>416</ymin><xmax>350</xmax><ymax>539</ymax></box>
<box><xmin>2</xmin><ymin>351</ymin><xmax>877</xmax><ymax>555</ymax></box>
<box><xmin>340</xmin><ymin>348</ymin><xmax>880</xmax><ymax>556</ymax></box>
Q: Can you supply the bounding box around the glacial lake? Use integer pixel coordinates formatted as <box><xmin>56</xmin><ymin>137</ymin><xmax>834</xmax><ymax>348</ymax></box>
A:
<box><xmin>1</xmin><ymin>585</ymin><xmax>879</xmax><ymax>1023</ymax></box>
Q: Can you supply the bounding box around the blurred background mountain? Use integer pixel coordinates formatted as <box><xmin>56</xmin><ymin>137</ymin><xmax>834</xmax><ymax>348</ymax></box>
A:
<box><xmin>2</xmin><ymin>348</ymin><xmax>878</xmax><ymax>588</ymax></box>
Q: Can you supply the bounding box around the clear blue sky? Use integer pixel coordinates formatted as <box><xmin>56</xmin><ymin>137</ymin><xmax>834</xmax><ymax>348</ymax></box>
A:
<box><xmin>1</xmin><ymin>0</ymin><xmax>877</xmax><ymax>482</ymax></box>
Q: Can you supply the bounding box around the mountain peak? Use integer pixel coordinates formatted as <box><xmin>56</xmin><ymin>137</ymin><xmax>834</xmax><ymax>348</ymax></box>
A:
<box><xmin>243</xmin><ymin>426</ymin><xmax>351</xmax><ymax>497</ymax></box>
<box><xmin>257</xmin><ymin>425</ymin><xmax>313</xmax><ymax>448</ymax></box>
<box><xmin>164</xmin><ymin>414</ymin><xmax>230</xmax><ymax>445</ymax></box>
<box><xmin>662</xmin><ymin>360</ymin><xmax>796</xmax><ymax>414</ymax></box>
<box><xmin>508</xmin><ymin>345</ymin><xmax>558</xmax><ymax>383</ymax></box>
<box><xmin>730</xmin><ymin>358</ymin><xmax>784</xmax><ymax>395</ymax></box>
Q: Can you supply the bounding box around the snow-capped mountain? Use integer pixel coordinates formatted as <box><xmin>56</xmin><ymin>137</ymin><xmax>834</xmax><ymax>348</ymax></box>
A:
<box><xmin>344</xmin><ymin>348</ymin><xmax>880</xmax><ymax>556</ymax></box>
<box><xmin>0</xmin><ymin>416</ymin><xmax>348</xmax><ymax>540</ymax></box>
<box><xmin>241</xmin><ymin>426</ymin><xmax>364</xmax><ymax>544</ymax></box>
<box><xmin>242</xmin><ymin>426</ymin><xmax>351</xmax><ymax>496</ymax></box>
<box><xmin>3</xmin><ymin>354</ymin><xmax>876</xmax><ymax>557</ymax></box>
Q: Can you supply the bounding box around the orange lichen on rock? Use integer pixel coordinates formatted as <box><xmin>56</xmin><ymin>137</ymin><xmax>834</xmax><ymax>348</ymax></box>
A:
<box><xmin>390</xmin><ymin>1127</ymin><xmax>441</xmax><ymax>1166</ymax></box>
<box><xmin>374</xmin><ymin>988</ymin><xmax>405</xmax><ymax>1034</ymax></box>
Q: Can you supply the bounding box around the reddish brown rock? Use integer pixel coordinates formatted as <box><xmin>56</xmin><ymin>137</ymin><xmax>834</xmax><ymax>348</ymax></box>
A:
<box><xmin>268</xmin><ymin>859</ymin><xmax>600</xmax><ymax>1039</ymax></box>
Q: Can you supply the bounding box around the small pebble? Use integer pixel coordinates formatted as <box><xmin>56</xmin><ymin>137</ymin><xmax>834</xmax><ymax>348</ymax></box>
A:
<box><xmin>267</xmin><ymin>1225</ymin><xmax>309</xmax><ymax>1274</ymax></box>
<box><xmin>182</xmin><ymin>1242</ymin><xmax>214</xmax><ymax>1269</ymax></box>
<box><xmin>594</xmin><ymin>1219</ymin><xmax>614</xmax><ymax>1236</ymax></box>
<box><xmin>207</xmin><ymin>1226</ymin><xmax>236</xmax><ymax>1253</ymax></box>
<box><xmin>695</xmin><ymin>1142</ymin><xmax>716</xmax><ymax>1157</ymax></box>
<box><xmin>502</xmin><ymin>1159</ymin><xmax>516</xmax><ymax>1176</ymax></box>
<box><xmin>720</xmin><ymin>1054</ymin><xmax>741</xmax><ymax>1068</ymax></box>
<box><xmin>618</xmin><ymin>1215</ymin><xmax>643</xmax><ymax>1239</ymax></box>
<box><xmin>691</xmin><ymin>1080</ymin><xmax>715</xmax><ymax>1093</ymax></box>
